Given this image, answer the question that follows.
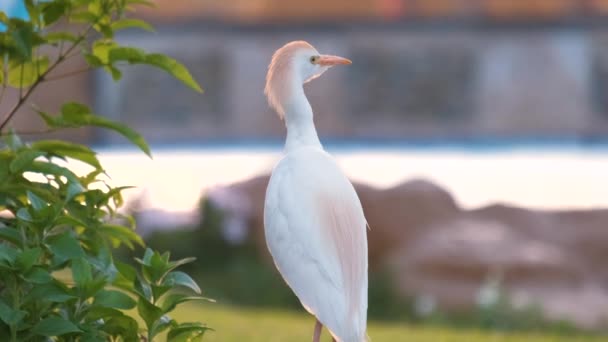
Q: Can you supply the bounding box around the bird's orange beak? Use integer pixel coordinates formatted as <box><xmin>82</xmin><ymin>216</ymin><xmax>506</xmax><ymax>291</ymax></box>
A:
<box><xmin>317</xmin><ymin>55</ymin><xmax>352</xmax><ymax>66</ymax></box>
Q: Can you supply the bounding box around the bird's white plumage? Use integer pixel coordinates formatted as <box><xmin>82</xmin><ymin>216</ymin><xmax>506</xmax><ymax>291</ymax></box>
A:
<box><xmin>263</xmin><ymin>40</ymin><xmax>368</xmax><ymax>342</ymax></box>
<box><xmin>264</xmin><ymin>147</ymin><xmax>368</xmax><ymax>341</ymax></box>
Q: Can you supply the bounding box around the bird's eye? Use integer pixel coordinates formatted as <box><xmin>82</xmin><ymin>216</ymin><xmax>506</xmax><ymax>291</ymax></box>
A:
<box><xmin>310</xmin><ymin>56</ymin><xmax>318</xmax><ymax>64</ymax></box>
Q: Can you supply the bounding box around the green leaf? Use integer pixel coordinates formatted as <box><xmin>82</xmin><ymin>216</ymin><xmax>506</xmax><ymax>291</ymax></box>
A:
<box><xmin>87</xmin><ymin>1</ymin><xmax>103</xmax><ymax>16</ymax></box>
<box><xmin>9</xmin><ymin>150</ymin><xmax>44</xmax><ymax>173</ymax></box>
<box><xmin>106</xmin><ymin>187</ymin><xmax>134</xmax><ymax>209</ymax></box>
<box><xmin>0</xmin><ymin>299</ymin><xmax>27</xmax><ymax>326</ymax></box>
<box><xmin>144</xmin><ymin>53</ymin><xmax>203</xmax><ymax>93</ymax></box>
<box><xmin>71</xmin><ymin>257</ymin><xmax>92</xmax><ymax>289</ymax></box>
<box><xmin>151</xmin><ymin>284</ymin><xmax>172</xmax><ymax>303</ymax></box>
<box><xmin>45</xmin><ymin>32</ymin><xmax>78</xmax><ymax>43</ymax></box>
<box><xmin>113</xmin><ymin>262</ymin><xmax>138</xmax><ymax>297</ymax></box>
<box><xmin>26</xmin><ymin>160</ymin><xmax>82</xmax><ymax>185</ymax></box>
<box><xmin>32</xmin><ymin>140</ymin><xmax>102</xmax><ymax>170</ymax></box>
<box><xmin>162</xmin><ymin>271</ymin><xmax>201</xmax><ymax>294</ymax></box>
<box><xmin>88</xmin><ymin>243</ymin><xmax>117</xmax><ymax>280</ymax></box>
<box><xmin>3</xmin><ymin>130</ymin><xmax>23</xmax><ymax>150</ymax></box>
<box><xmin>40</xmin><ymin>103</ymin><xmax>151</xmax><ymax>157</ymax></box>
<box><xmin>127</xmin><ymin>0</ymin><xmax>156</xmax><ymax>7</ymax></box>
<box><xmin>23</xmin><ymin>266</ymin><xmax>53</xmax><ymax>283</ymax></box>
<box><xmin>11</xmin><ymin>23</ymin><xmax>34</xmax><ymax>60</ymax></box>
<box><xmin>111</xmin><ymin>18</ymin><xmax>154</xmax><ymax>32</ymax></box>
<box><xmin>32</xmin><ymin>316</ymin><xmax>82</xmax><ymax>336</ymax></box>
<box><xmin>151</xmin><ymin>315</ymin><xmax>174</xmax><ymax>338</ymax></box>
<box><xmin>92</xmin><ymin>40</ymin><xmax>116</xmax><ymax>64</ymax></box>
<box><xmin>80</xmin><ymin>331</ymin><xmax>107</xmax><ymax>342</ymax></box>
<box><xmin>32</xmin><ymin>139</ymin><xmax>93</xmax><ymax>153</ymax></box>
<box><xmin>69</xmin><ymin>11</ymin><xmax>97</xmax><ymax>24</ymax></box>
<box><xmin>81</xmin><ymin>169</ymin><xmax>104</xmax><ymax>185</ymax></box>
<box><xmin>105</xmin><ymin>64</ymin><xmax>122</xmax><ymax>81</ymax></box>
<box><xmin>140</xmin><ymin>247</ymin><xmax>154</xmax><ymax>265</ymax></box>
<box><xmin>161</xmin><ymin>293</ymin><xmax>214</xmax><ymax>314</ymax></box>
<box><xmin>167</xmin><ymin>256</ymin><xmax>197</xmax><ymax>274</ymax></box>
<box><xmin>0</xmin><ymin>244</ymin><xmax>18</xmax><ymax>265</ymax></box>
<box><xmin>93</xmin><ymin>290</ymin><xmax>136</xmax><ymax>310</ymax></box>
<box><xmin>16</xmin><ymin>208</ymin><xmax>33</xmax><ymax>222</ymax></box>
<box><xmin>83</xmin><ymin>274</ymin><xmax>109</xmax><ymax>299</ymax></box>
<box><xmin>84</xmin><ymin>53</ymin><xmax>104</xmax><ymax>67</ymax></box>
<box><xmin>66</xmin><ymin>182</ymin><xmax>85</xmax><ymax>200</ymax></box>
<box><xmin>54</xmin><ymin>215</ymin><xmax>86</xmax><ymax>228</ymax></box>
<box><xmin>137</xmin><ymin>249</ymin><xmax>168</xmax><ymax>283</ymax></box>
<box><xmin>37</xmin><ymin>110</ymin><xmax>58</xmax><ymax>128</ymax></box>
<box><xmin>61</xmin><ymin>101</ymin><xmax>90</xmax><ymax>118</ymax></box>
<box><xmin>0</xmin><ymin>227</ymin><xmax>22</xmax><ymax>246</ymax></box>
<box><xmin>137</xmin><ymin>297</ymin><xmax>163</xmax><ymax>332</ymax></box>
<box><xmin>102</xmin><ymin>314</ymin><xmax>139</xmax><ymax>340</ymax></box>
<box><xmin>25</xmin><ymin>282</ymin><xmax>75</xmax><ymax>303</ymax></box>
<box><xmin>113</xmin><ymin>260</ymin><xmax>136</xmax><ymax>289</ymax></box>
<box><xmin>0</xmin><ymin>158</ymin><xmax>9</xmax><ymax>183</ymax></box>
<box><xmin>47</xmin><ymin>232</ymin><xmax>84</xmax><ymax>261</ymax></box>
<box><xmin>15</xmin><ymin>247</ymin><xmax>42</xmax><ymax>271</ymax></box>
<box><xmin>167</xmin><ymin>322</ymin><xmax>210</xmax><ymax>342</ymax></box>
<box><xmin>42</xmin><ymin>0</ymin><xmax>67</xmax><ymax>26</ymax></box>
<box><xmin>87</xmin><ymin>306</ymin><xmax>124</xmax><ymax>321</ymax></box>
<box><xmin>134</xmin><ymin>275</ymin><xmax>152</xmax><ymax>301</ymax></box>
<box><xmin>27</xmin><ymin>190</ymin><xmax>47</xmax><ymax>211</ymax></box>
<box><xmin>99</xmin><ymin>224</ymin><xmax>144</xmax><ymax>249</ymax></box>
<box><xmin>109</xmin><ymin>46</ymin><xmax>146</xmax><ymax>64</ymax></box>
<box><xmin>24</xmin><ymin>0</ymin><xmax>41</xmax><ymax>27</ymax></box>
<box><xmin>96</xmin><ymin>23</ymin><xmax>114</xmax><ymax>38</ymax></box>
<box><xmin>8</xmin><ymin>57</ymin><xmax>49</xmax><ymax>88</ymax></box>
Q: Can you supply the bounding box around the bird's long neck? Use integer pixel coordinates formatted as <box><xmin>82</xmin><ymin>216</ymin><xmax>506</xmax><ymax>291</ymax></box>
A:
<box><xmin>283</xmin><ymin>85</ymin><xmax>322</xmax><ymax>153</ymax></box>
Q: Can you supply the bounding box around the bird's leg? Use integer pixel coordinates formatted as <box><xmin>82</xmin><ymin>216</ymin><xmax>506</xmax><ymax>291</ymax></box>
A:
<box><xmin>331</xmin><ymin>338</ymin><xmax>336</xmax><ymax>342</ymax></box>
<box><xmin>312</xmin><ymin>318</ymin><xmax>322</xmax><ymax>342</ymax></box>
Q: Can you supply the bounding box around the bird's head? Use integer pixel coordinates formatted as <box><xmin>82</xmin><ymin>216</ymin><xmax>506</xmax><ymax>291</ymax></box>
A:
<box><xmin>265</xmin><ymin>41</ymin><xmax>351</xmax><ymax>118</ymax></box>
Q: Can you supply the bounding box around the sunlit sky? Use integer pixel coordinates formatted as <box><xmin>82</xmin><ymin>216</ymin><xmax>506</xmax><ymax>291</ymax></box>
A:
<box><xmin>82</xmin><ymin>148</ymin><xmax>608</xmax><ymax>214</ymax></box>
<box><xmin>0</xmin><ymin>0</ymin><xmax>26</xmax><ymax>18</ymax></box>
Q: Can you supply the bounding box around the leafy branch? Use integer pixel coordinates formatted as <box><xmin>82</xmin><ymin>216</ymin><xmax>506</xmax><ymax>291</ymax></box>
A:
<box><xmin>0</xmin><ymin>0</ymin><xmax>201</xmax><ymax>136</ymax></box>
<box><xmin>0</xmin><ymin>1</ymin><xmax>209</xmax><ymax>341</ymax></box>
<box><xmin>0</xmin><ymin>25</ymin><xmax>92</xmax><ymax>132</ymax></box>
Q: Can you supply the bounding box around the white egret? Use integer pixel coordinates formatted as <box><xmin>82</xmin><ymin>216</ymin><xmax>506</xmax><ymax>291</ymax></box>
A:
<box><xmin>263</xmin><ymin>41</ymin><xmax>369</xmax><ymax>342</ymax></box>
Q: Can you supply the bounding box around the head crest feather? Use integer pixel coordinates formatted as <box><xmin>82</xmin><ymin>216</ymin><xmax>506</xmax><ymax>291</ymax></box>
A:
<box><xmin>265</xmin><ymin>41</ymin><xmax>315</xmax><ymax>119</ymax></box>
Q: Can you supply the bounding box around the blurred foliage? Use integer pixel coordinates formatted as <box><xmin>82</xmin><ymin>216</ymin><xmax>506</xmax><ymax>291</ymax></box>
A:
<box><xmin>0</xmin><ymin>0</ymin><xmax>202</xmax><ymax>134</ymax></box>
<box><xmin>143</xmin><ymin>200</ymin><xmax>599</xmax><ymax>337</ymax></box>
<box><xmin>0</xmin><ymin>0</ymin><xmax>208</xmax><ymax>341</ymax></box>
<box><xmin>143</xmin><ymin>199</ymin><xmax>301</xmax><ymax>309</ymax></box>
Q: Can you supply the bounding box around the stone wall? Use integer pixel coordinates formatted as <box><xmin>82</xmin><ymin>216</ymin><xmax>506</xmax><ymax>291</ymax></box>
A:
<box><xmin>94</xmin><ymin>26</ymin><xmax>608</xmax><ymax>145</ymax></box>
<box><xmin>10</xmin><ymin>25</ymin><xmax>608</xmax><ymax>144</ymax></box>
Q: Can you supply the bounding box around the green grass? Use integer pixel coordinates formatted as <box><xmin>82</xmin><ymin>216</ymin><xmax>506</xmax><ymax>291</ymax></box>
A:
<box><xmin>171</xmin><ymin>303</ymin><xmax>604</xmax><ymax>342</ymax></box>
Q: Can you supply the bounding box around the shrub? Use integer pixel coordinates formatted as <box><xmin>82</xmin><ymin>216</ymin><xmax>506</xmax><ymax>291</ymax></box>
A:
<box><xmin>0</xmin><ymin>0</ymin><xmax>209</xmax><ymax>340</ymax></box>
<box><xmin>144</xmin><ymin>199</ymin><xmax>301</xmax><ymax>309</ymax></box>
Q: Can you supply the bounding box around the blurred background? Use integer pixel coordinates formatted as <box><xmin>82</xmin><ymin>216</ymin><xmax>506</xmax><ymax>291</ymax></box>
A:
<box><xmin>3</xmin><ymin>0</ymin><xmax>608</xmax><ymax>339</ymax></box>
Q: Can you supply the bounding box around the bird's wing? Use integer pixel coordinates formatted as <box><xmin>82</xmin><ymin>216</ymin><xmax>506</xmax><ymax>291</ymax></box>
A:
<box><xmin>264</xmin><ymin>148</ymin><xmax>368</xmax><ymax>341</ymax></box>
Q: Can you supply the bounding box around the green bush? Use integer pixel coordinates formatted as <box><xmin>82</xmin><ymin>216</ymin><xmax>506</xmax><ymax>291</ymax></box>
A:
<box><xmin>145</xmin><ymin>202</ymin><xmax>594</xmax><ymax>336</ymax></box>
<box><xmin>0</xmin><ymin>1</ymin><xmax>209</xmax><ymax>341</ymax></box>
<box><xmin>144</xmin><ymin>199</ymin><xmax>301</xmax><ymax>309</ymax></box>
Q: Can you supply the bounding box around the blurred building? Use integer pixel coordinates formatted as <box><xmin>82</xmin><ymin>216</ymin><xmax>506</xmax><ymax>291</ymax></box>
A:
<box><xmin>7</xmin><ymin>0</ymin><xmax>608</xmax><ymax>144</ymax></box>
